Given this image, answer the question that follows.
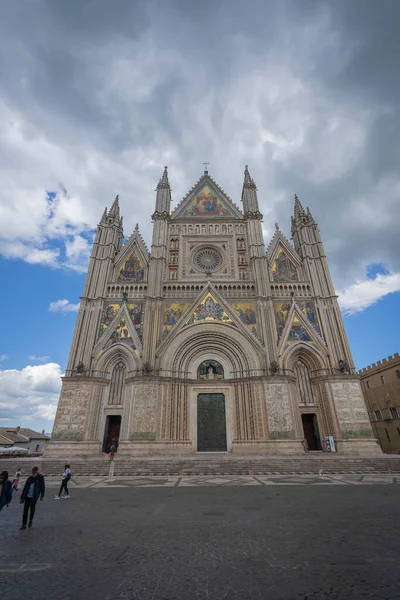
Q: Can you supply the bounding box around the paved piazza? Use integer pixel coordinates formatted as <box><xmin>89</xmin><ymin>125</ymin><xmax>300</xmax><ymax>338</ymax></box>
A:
<box><xmin>2</xmin><ymin>478</ymin><xmax>399</xmax><ymax>600</ymax></box>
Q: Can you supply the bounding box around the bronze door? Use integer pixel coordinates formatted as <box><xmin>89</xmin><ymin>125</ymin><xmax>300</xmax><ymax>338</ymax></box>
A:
<box><xmin>197</xmin><ymin>393</ymin><xmax>227</xmax><ymax>452</ymax></box>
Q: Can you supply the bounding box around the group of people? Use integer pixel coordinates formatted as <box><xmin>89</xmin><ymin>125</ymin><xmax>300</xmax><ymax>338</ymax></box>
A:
<box><xmin>0</xmin><ymin>464</ymin><xmax>72</xmax><ymax>529</ymax></box>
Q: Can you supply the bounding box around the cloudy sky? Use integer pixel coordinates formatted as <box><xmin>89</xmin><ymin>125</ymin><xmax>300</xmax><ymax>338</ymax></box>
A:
<box><xmin>0</xmin><ymin>0</ymin><xmax>399</xmax><ymax>433</ymax></box>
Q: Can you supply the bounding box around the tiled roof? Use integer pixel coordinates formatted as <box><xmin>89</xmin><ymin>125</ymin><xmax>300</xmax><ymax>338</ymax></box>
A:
<box><xmin>0</xmin><ymin>427</ymin><xmax>50</xmax><ymax>442</ymax></box>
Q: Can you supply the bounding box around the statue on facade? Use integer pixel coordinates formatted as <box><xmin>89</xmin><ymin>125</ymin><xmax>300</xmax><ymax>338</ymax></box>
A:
<box><xmin>122</xmin><ymin>291</ymin><xmax>128</xmax><ymax>303</ymax></box>
<box><xmin>143</xmin><ymin>362</ymin><xmax>151</xmax><ymax>375</ymax></box>
<box><xmin>76</xmin><ymin>361</ymin><xmax>85</xmax><ymax>375</ymax></box>
<box><xmin>270</xmin><ymin>360</ymin><xmax>278</xmax><ymax>374</ymax></box>
<box><xmin>339</xmin><ymin>359</ymin><xmax>350</xmax><ymax>374</ymax></box>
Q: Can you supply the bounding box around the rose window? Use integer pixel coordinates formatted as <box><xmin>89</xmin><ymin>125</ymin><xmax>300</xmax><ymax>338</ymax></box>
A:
<box><xmin>193</xmin><ymin>247</ymin><xmax>223</xmax><ymax>272</ymax></box>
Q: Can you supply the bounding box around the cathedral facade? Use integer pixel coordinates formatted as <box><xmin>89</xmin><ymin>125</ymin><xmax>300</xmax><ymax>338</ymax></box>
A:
<box><xmin>48</xmin><ymin>167</ymin><xmax>379</xmax><ymax>456</ymax></box>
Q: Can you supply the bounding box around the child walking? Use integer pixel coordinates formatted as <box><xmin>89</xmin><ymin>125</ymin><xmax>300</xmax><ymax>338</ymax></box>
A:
<box><xmin>54</xmin><ymin>464</ymin><xmax>71</xmax><ymax>499</ymax></box>
<box><xmin>13</xmin><ymin>469</ymin><xmax>21</xmax><ymax>492</ymax></box>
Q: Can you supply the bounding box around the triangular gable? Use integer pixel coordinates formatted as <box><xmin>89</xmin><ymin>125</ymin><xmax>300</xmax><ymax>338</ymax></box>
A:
<box><xmin>171</xmin><ymin>174</ymin><xmax>243</xmax><ymax>220</ymax></box>
<box><xmin>267</xmin><ymin>233</ymin><xmax>302</xmax><ymax>282</ymax></box>
<box><xmin>114</xmin><ymin>230</ymin><xmax>149</xmax><ymax>283</ymax></box>
<box><xmin>157</xmin><ymin>283</ymin><xmax>264</xmax><ymax>354</ymax></box>
<box><xmin>184</xmin><ymin>291</ymin><xmax>235</xmax><ymax>326</ymax></box>
<box><xmin>277</xmin><ymin>301</ymin><xmax>325</xmax><ymax>354</ymax></box>
<box><xmin>94</xmin><ymin>303</ymin><xmax>142</xmax><ymax>356</ymax></box>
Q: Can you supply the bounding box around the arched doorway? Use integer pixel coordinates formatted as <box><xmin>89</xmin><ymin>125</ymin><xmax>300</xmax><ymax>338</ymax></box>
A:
<box><xmin>295</xmin><ymin>359</ymin><xmax>322</xmax><ymax>451</ymax></box>
<box><xmin>102</xmin><ymin>361</ymin><xmax>126</xmax><ymax>451</ymax></box>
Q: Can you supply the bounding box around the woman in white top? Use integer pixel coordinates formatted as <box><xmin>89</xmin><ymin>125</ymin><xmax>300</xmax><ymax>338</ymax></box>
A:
<box><xmin>54</xmin><ymin>464</ymin><xmax>71</xmax><ymax>499</ymax></box>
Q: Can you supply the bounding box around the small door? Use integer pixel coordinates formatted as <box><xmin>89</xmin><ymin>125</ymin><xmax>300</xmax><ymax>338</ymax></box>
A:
<box><xmin>197</xmin><ymin>393</ymin><xmax>227</xmax><ymax>452</ymax></box>
<box><xmin>103</xmin><ymin>415</ymin><xmax>121</xmax><ymax>452</ymax></box>
<box><xmin>301</xmin><ymin>413</ymin><xmax>322</xmax><ymax>451</ymax></box>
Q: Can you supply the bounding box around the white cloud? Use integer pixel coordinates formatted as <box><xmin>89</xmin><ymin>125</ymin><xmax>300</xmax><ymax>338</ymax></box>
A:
<box><xmin>28</xmin><ymin>355</ymin><xmax>50</xmax><ymax>362</ymax></box>
<box><xmin>0</xmin><ymin>362</ymin><xmax>62</xmax><ymax>430</ymax></box>
<box><xmin>0</xmin><ymin>354</ymin><xmax>8</xmax><ymax>361</ymax></box>
<box><xmin>49</xmin><ymin>299</ymin><xmax>80</xmax><ymax>312</ymax></box>
<box><xmin>338</xmin><ymin>272</ymin><xmax>400</xmax><ymax>315</ymax></box>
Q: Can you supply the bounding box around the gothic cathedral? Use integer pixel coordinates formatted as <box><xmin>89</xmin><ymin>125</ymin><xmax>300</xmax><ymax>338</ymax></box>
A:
<box><xmin>48</xmin><ymin>166</ymin><xmax>379</xmax><ymax>456</ymax></box>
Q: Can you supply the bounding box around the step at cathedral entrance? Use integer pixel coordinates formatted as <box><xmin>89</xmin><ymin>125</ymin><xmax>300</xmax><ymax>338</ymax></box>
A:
<box><xmin>197</xmin><ymin>393</ymin><xmax>227</xmax><ymax>452</ymax></box>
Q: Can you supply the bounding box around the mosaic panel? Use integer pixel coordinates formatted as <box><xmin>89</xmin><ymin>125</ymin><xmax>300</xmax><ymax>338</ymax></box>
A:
<box><xmin>162</xmin><ymin>303</ymin><xmax>190</xmax><ymax>338</ymax></box>
<box><xmin>117</xmin><ymin>246</ymin><xmax>145</xmax><ymax>281</ymax></box>
<box><xmin>185</xmin><ymin>294</ymin><xmax>234</xmax><ymax>326</ymax></box>
<box><xmin>230</xmin><ymin>303</ymin><xmax>257</xmax><ymax>337</ymax></box>
<box><xmin>270</xmin><ymin>248</ymin><xmax>299</xmax><ymax>281</ymax></box>
<box><xmin>180</xmin><ymin>184</ymin><xmax>234</xmax><ymax>218</ymax></box>
<box><xmin>106</xmin><ymin>316</ymin><xmax>135</xmax><ymax>349</ymax></box>
<box><xmin>275</xmin><ymin>299</ymin><xmax>321</xmax><ymax>338</ymax></box>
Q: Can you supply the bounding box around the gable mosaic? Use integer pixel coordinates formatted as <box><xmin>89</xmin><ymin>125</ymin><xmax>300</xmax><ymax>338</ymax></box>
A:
<box><xmin>270</xmin><ymin>248</ymin><xmax>299</xmax><ymax>281</ymax></box>
<box><xmin>185</xmin><ymin>294</ymin><xmax>234</xmax><ymax>326</ymax></box>
<box><xmin>117</xmin><ymin>246</ymin><xmax>145</xmax><ymax>281</ymax></box>
<box><xmin>275</xmin><ymin>300</ymin><xmax>321</xmax><ymax>339</ymax></box>
<box><xmin>180</xmin><ymin>184</ymin><xmax>234</xmax><ymax>218</ymax></box>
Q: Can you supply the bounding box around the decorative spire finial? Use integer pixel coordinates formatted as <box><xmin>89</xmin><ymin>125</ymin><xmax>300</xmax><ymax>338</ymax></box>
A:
<box><xmin>108</xmin><ymin>194</ymin><xmax>120</xmax><ymax>220</ymax></box>
<box><xmin>275</xmin><ymin>222</ymin><xmax>279</xmax><ymax>231</ymax></box>
<box><xmin>157</xmin><ymin>166</ymin><xmax>170</xmax><ymax>189</ymax></box>
<box><xmin>294</xmin><ymin>193</ymin><xmax>305</xmax><ymax>220</ymax></box>
<box><xmin>135</xmin><ymin>223</ymin><xmax>139</xmax><ymax>231</ymax></box>
<box><xmin>202</xmin><ymin>161</ymin><xmax>209</xmax><ymax>173</ymax></box>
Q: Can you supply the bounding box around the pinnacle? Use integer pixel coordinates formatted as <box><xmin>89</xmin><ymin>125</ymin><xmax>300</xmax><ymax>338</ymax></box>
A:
<box><xmin>108</xmin><ymin>195</ymin><xmax>120</xmax><ymax>220</ymax></box>
<box><xmin>294</xmin><ymin>194</ymin><xmax>305</xmax><ymax>219</ymax></box>
<box><xmin>243</xmin><ymin>164</ymin><xmax>257</xmax><ymax>189</ymax></box>
<box><xmin>101</xmin><ymin>207</ymin><xmax>108</xmax><ymax>222</ymax></box>
<box><xmin>157</xmin><ymin>165</ymin><xmax>170</xmax><ymax>189</ymax></box>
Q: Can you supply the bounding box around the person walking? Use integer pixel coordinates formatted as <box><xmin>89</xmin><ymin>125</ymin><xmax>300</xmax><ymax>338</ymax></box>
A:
<box><xmin>109</xmin><ymin>442</ymin><xmax>117</xmax><ymax>462</ymax></box>
<box><xmin>19</xmin><ymin>466</ymin><xmax>45</xmax><ymax>530</ymax></box>
<box><xmin>0</xmin><ymin>471</ymin><xmax>13</xmax><ymax>513</ymax></box>
<box><xmin>12</xmin><ymin>469</ymin><xmax>21</xmax><ymax>492</ymax></box>
<box><xmin>54</xmin><ymin>464</ymin><xmax>71</xmax><ymax>499</ymax></box>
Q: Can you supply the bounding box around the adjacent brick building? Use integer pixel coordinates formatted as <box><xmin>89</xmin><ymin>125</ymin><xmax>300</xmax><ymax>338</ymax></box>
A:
<box><xmin>359</xmin><ymin>353</ymin><xmax>400</xmax><ymax>453</ymax></box>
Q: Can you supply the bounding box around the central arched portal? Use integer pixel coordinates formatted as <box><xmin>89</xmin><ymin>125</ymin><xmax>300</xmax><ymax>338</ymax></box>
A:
<box><xmin>197</xmin><ymin>393</ymin><xmax>227</xmax><ymax>452</ymax></box>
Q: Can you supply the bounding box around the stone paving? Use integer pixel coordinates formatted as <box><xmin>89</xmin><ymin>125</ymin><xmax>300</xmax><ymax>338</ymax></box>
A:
<box><xmin>1</xmin><ymin>480</ymin><xmax>399</xmax><ymax>600</ymax></box>
<box><xmin>42</xmin><ymin>473</ymin><xmax>399</xmax><ymax>488</ymax></box>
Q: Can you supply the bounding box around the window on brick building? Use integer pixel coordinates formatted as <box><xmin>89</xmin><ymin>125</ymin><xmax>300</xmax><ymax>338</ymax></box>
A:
<box><xmin>381</xmin><ymin>375</ymin><xmax>385</xmax><ymax>384</ymax></box>
<box><xmin>385</xmin><ymin>428</ymin><xmax>390</xmax><ymax>442</ymax></box>
<box><xmin>366</xmin><ymin>380</ymin><xmax>371</xmax><ymax>389</ymax></box>
<box><xmin>375</xmin><ymin>410</ymin><xmax>383</xmax><ymax>421</ymax></box>
<box><xmin>389</xmin><ymin>407</ymin><xmax>399</xmax><ymax>419</ymax></box>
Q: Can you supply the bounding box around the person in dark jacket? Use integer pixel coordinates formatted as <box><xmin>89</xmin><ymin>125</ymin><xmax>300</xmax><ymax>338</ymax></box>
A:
<box><xmin>19</xmin><ymin>466</ymin><xmax>45</xmax><ymax>530</ymax></box>
<box><xmin>0</xmin><ymin>471</ymin><xmax>13</xmax><ymax>512</ymax></box>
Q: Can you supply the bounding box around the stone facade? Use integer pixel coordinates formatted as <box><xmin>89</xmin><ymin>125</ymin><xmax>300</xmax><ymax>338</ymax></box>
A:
<box><xmin>46</xmin><ymin>167</ymin><xmax>380</xmax><ymax>457</ymax></box>
<box><xmin>359</xmin><ymin>353</ymin><xmax>400</xmax><ymax>453</ymax></box>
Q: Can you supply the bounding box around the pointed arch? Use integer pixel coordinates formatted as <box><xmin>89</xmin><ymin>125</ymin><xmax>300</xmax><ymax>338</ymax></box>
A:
<box><xmin>108</xmin><ymin>361</ymin><xmax>126</xmax><ymax>406</ymax></box>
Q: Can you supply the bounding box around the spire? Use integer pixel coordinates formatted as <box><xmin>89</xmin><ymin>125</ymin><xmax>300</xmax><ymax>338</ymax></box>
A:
<box><xmin>241</xmin><ymin>164</ymin><xmax>260</xmax><ymax>215</ymax></box>
<box><xmin>306</xmin><ymin>206</ymin><xmax>315</xmax><ymax>224</ymax></box>
<box><xmin>157</xmin><ymin>166</ymin><xmax>170</xmax><ymax>189</ymax></box>
<box><xmin>154</xmin><ymin>166</ymin><xmax>171</xmax><ymax>214</ymax></box>
<box><xmin>108</xmin><ymin>195</ymin><xmax>120</xmax><ymax>220</ymax></box>
<box><xmin>100</xmin><ymin>207</ymin><xmax>108</xmax><ymax>223</ymax></box>
<box><xmin>294</xmin><ymin>194</ymin><xmax>305</xmax><ymax>220</ymax></box>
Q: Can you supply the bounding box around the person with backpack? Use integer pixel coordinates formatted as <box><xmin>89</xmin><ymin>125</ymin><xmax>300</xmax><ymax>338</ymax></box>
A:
<box><xmin>19</xmin><ymin>466</ymin><xmax>45</xmax><ymax>529</ymax></box>
<box><xmin>54</xmin><ymin>464</ymin><xmax>71</xmax><ymax>499</ymax></box>
<box><xmin>0</xmin><ymin>471</ymin><xmax>13</xmax><ymax>512</ymax></box>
